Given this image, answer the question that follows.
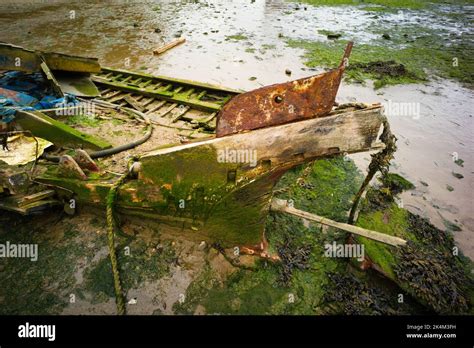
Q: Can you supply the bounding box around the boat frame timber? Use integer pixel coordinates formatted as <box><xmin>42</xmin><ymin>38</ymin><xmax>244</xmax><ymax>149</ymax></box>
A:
<box><xmin>36</xmin><ymin>105</ymin><xmax>385</xmax><ymax>250</ymax></box>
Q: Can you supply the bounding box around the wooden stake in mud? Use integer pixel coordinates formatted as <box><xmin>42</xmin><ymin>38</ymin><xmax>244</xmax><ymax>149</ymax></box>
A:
<box><xmin>153</xmin><ymin>38</ymin><xmax>186</xmax><ymax>55</ymax></box>
<box><xmin>270</xmin><ymin>198</ymin><xmax>406</xmax><ymax>247</ymax></box>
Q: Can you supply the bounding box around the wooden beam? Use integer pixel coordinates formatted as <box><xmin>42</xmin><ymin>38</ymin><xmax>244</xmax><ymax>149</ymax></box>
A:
<box><xmin>270</xmin><ymin>198</ymin><xmax>406</xmax><ymax>247</ymax></box>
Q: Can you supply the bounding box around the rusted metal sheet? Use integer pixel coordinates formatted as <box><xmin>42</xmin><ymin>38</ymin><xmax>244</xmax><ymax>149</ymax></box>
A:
<box><xmin>216</xmin><ymin>42</ymin><xmax>353</xmax><ymax>137</ymax></box>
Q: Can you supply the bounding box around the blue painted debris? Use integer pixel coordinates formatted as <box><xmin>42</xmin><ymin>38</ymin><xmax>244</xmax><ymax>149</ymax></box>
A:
<box><xmin>0</xmin><ymin>71</ymin><xmax>78</xmax><ymax>123</ymax></box>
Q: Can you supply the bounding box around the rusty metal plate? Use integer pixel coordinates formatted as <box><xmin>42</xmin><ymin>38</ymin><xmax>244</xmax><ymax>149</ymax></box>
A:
<box><xmin>216</xmin><ymin>42</ymin><xmax>353</xmax><ymax>137</ymax></box>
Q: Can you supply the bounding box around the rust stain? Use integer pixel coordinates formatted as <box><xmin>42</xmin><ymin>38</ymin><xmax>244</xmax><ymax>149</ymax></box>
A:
<box><xmin>216</xmin><ymin>42</ymin><xmax>353</xmax><ymax>137</ymax></box>
<box><xmin>161</xmin><ymin>183</ymin><xmax>172</xmax><ymax>191</ymax></box>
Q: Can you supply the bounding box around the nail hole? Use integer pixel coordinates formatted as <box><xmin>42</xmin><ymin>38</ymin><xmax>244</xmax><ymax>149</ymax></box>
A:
<box><xmin>274</xmin><ymin>95</ymin><xmax>283</xmax><ymax>103</ymax></box>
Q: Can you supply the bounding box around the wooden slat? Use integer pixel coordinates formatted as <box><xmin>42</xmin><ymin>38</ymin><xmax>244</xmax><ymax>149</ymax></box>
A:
<box><xmin>17</xmin><ymin>190</ymin><xmax>56</xmax><ymax>207</ymax></box>
<box><xmin>158</xmin><ymin>103</ymin><xmax>178</xmax><ymax>118</ymax></box>
<box><xmin>145</xmin><ymin>100</ymin><xmax>167</xmax><ymax>114</ymax></box>
<box><xmin>123</xmin><ymin>95</ymin><xmax>145</xmax><ymax>112</ymax></box>
<box><xmin>140</xmin><ymin>80</ymin><xmax>153</xmax><ymax>88</ymax></box>
<box><xmin>172</xmin><ymin>106</ymin><xmax>191</xmax><ymax>123</ymax></box>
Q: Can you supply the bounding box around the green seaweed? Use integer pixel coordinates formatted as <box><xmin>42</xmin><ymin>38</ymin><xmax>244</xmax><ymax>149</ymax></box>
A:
<box><xmin>0</xmin><ymin>214</ymin><xmax>99</xmax><ymax>314</ymax></box>
<box><xmin>83</xmin><ymin>238</ymin><xmax>176</xmax><ymax>302</ymax></box>
<box><xmin>225</xmin><ymin>34</ymin><xmax>248</xmax><ymax>41</ymax></box>
<box><xmin>287</xmin><ymin>21</ymin><xmax>473</xmax><ymax>88</ymax></box>
<box><xmin>295</xmin><ymin>0</ymin><xmax>469</xmax><ymax>10</ymax></box>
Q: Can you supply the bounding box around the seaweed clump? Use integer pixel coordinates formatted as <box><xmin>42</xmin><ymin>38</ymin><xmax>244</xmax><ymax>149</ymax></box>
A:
<box><xmin>277</xmin><ymin>235</ymin><xmax>312</xmax><ymax>286</ymax></box>
<box><xmin>357</xmin><ymin>171</ymin><xmax>473</xmax><ymax>314</ymax></box>
<box><xmin>407</xmin><ymin>213</ymin><xmax>452</xmax><ymax>247</ymax></box>
<box><xmin>393</xmin><ymin>241</ymin><xmax>471</xmax><ymax>314</ymax></box>
<box><xmin>349</xmin><ymin>60</ymin><xmax>413</xmax><ymax>79</ymax></box>
<box><xmin>324</xmin><ymin>272</ymin><xmax>400</xmax><ymax>315</ymax></box>
<box><xmin>362</xmin><ymin>172</ymin><xmax>414</xmax><ymax>212</ymax></box>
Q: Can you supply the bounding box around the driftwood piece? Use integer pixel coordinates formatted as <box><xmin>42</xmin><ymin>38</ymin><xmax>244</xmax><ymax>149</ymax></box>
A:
<box><xmin>153</xmin><ymin>38</ymin><xmax>186</xmax><ymax>55</ymax></box>
<box><xmin>270</xmin><ymin>198</ymin><xmax>406</xmax><ymax>247</ymax></box>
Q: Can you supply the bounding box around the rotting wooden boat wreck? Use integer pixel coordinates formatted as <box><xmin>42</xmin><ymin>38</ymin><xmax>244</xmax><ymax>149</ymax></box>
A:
<box><xmin>0</xmin><ymin>42</ymin><xmax>401</xmax><ymax>256</ymax></box>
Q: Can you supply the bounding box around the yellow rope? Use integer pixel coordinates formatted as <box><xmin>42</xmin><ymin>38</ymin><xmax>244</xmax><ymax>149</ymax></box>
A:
<box><xmin>106</xmin><ymin>172</ymin><xmax>129</xmax><ymax>315</ymax></box>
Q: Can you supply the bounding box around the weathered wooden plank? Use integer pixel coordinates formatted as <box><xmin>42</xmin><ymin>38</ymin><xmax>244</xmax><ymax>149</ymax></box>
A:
<box><xmin>17</xmin><ymin>190</ymin><xmax>56</xmax><ymax>207</ymax></box>
<box><xmin>123</xmin><ymin>95</ymin><xmax>145</xmax><ymax>112</ymax></box>
<box><xmin>145</xmin><ymin>100</ymin><xmax>167</xmax><ymax>114</ymax></box>
<box><xmin>172</xmin><ymin>106</ymin><xmax>191</xmax><ymax>122</ymax></box>
<box><xmin>40</xmin><ymin>61</ymin><xmax>63</xmax><ymax>97</ymax></box>
<box><xmin>270</xmin><ymin>198</ymin><xmax>406</xmax><ymax>246</ymax></box>
<box><xmin>0</xmin><ymin>197</ymin><xmax>60</xmax><ymax>215</ymax></box>
<box><xmin>0</xmin><ymin>44</ymin><xmax>41</xmax><ymax>72</ymax></box>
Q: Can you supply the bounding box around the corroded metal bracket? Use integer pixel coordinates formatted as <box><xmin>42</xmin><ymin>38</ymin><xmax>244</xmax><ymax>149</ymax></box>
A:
<box><xmin>216</xmin><ymin>42</ymin><xmax>353</xmax><ymax>137</ymax></box>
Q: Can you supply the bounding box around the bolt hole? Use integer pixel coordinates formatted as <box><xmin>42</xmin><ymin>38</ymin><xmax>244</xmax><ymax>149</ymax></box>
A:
<box><xmin>274</xmin><ymin>95</ymin><xmax>283</xmax><ymax>104</ymax></box>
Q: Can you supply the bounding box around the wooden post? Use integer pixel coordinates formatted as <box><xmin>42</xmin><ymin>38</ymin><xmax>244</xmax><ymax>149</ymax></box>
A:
<box><xmin>270</xmin><ymin>198</ymin><xmax>406</xmax><ymax>247</ymax></box>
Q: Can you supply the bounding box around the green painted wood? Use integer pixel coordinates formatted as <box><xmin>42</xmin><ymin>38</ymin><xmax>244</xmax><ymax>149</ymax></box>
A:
<box><xmin>99</xmin><ymin>67</ymin><xmax>243</xmax><ymax>94</ymax></box>
<box><xmin>15</xmin><ymin>110</ymin><xmax>112</xmax><ymax>150</ymax></box>
<box><xmin>92</xmin><ymin>77</ymin><xmax>226</xmax><ymax>112</ymax></box>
